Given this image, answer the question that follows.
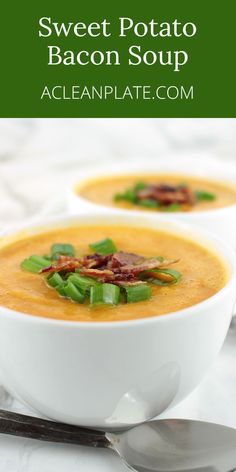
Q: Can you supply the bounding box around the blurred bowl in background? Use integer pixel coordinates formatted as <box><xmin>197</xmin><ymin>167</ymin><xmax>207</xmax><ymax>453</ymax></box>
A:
<box><xmin>68</xmin><ymin>154</ymin><xmax>236</xmax><ymax>248</ymax></box>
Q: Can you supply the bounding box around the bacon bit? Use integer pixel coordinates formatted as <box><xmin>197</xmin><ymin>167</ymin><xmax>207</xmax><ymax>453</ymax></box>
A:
<box><xmin>81</xmin><ymin>254</ymin><xmax>112</xmax><ymax>269</ymax></box>
<box><xmin>40</xmin><ymin>259</ymin><xmax>82</xmax><ymax>274</ymax></box>
<box><xmin>110</xmin><ymin>251</ymin><xmax>145</xmax><ymax>268</ymax></box>
<box><xmin>79</xmin><ymin>268</ymin><xmax>139</xmax><ymax>285</ymax></box>
<box><xmin>80</xmin><ymin>268</ymin><xmax>113</xmax><ymax>276</ymax></box>
<box><xmin>137</xmin><ymin>184</ymin><xmax>195</xmax><ymax>206</ymax></box>
<box><xmin>80</xmin><ymin>268</ymin><xmax>114</xmax><ymax>282</ymax></box>
<box><xmin>120</xmin><ymin>258</ymin><xmax>179</xmax><ymax>274</ymax></box>
<box><xmin>40</xmin><ymin>254</ymin><xmax>82</xmax><ymax>274</ymax></box>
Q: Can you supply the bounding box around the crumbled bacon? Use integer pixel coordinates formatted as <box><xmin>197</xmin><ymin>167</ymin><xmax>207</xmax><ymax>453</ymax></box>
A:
<box><xmin>41</xmin><ymin>257</ymin><xmax>82</xmax><ymax>274</ymax></box>
<box><xmin>110</xmin><ymin>251</ymin><xmax>145</xmax><ymax>268</ymax></box>
<box><xmin>120</xmin><ymin>258</ymin><xmax>178</xmax><ymax>274</ymax></box>
<box><xmin>40</xmin><ymin>250</ymin><xmax>179</xmax><ymax>286</ymax></box>
<box><xmin>41</xmin><ymin>254</ymin><xmax>112</xmax><ymax>274</ymax></box>
<box><xmin>137</xmin><ymin>184</ymin><xmax>195</xmax><ymax>206</ymax></box>
<box><xmin>81</xmin><ymin>254</ymin><xmax>112</xmax><ymax>269</ymax></box>
<box><xmin>80</xmin><ymin>268</ymin><xmax>114</xmax><ymax>282</ymax></box>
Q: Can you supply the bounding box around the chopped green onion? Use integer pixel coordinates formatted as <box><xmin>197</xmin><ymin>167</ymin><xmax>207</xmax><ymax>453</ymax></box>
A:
<box><xmin>133</xmin><ymin>182</ymin><xmax>146</xmax><ymax>192</ymax></box>
<box><xmin>124</xmin><ymin>284</ymin><xmax>151</xmax><ymax>303</ymax></box>
<box><xmin>28</xmin><ymin>256</ymin><xmax>50</xmax><ymax>266</ymax></box>
<box><xmin>21</xmin><ymin>259</ymin><xmax>42</xmax><ymax>273</ymax></box>
<box><xmin>51</xmin><ymin>243</ymin><xmax>75</xmax><ymax>260</ymax></box>
<box><xmin>163</xmin><ymin>203</ymin><xmax>181</xmax><ymax>212</ymax></box>
<box><xmin>68</xmin><ymin>273</ymin><xmax>97</xmax><ymax>294</ymax></box>
<box><xmin>114</xmin><ymin>182</ymin><xmax>147</xmax><ymax>203</ymax></box>
<box><xmin>89</xmin><ymin>238</ymin><xmax>117</xmax><ymax>255</ymax></box>
<box><xmin>46</xmin><ymin>273</ymin><xmax>68</xmax><ymax>297</ymax></box>
<box><xmin>146</xmin><ymin>268</ymin><xmax>181</xmax><ymax>286</ymax></box>
<box><xmin>90</xmin><ymin>283</ymin><xmax>120</xmax><ymax>306</ymax></box>
<box><xmin>64</xmin><ymin>281</ymin><xmax>84</xmax><ymax>303</ymax></box>
<box><xmin>21</xmin><ymin>255</ymin><xmax>50</xmax><ymax>273</ymax></box>
<box><xmin>114</xmin><ymin>189</ymin><xmax>137</xmax><ymax>203</ymax></box>
<box><xmin>43</xmin><ymin>254</ymin><xmax>52</xmax><ymax>261</ymax></box>
<box><xmin>55</xmin><ymin>284</ymin><xmax>67</xmax><ymax>297</ymax></box>
<box><xmin>194</xmin><ymin>190</ymin><xmax>216</xmax><ymax>202</ymax></box>
<box><xmin>140</xmin><ymin>199</ymin><xmax>159</xmax><ymax>208</ymax></box>
<box><xmin>47</xmin><ymin>273</ymin><xmax>64</xmax><ymax>288</ymax></box>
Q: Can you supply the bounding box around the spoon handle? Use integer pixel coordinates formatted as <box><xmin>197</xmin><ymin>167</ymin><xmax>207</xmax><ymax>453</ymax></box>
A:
<box><xmin>0</xmin><ymin>409</ymin><xmax>110</xmax><ymax>448</ymax></box>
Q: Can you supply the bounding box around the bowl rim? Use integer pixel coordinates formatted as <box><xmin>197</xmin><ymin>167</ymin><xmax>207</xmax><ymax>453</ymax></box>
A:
<box><xmin>69</xmin><ymin>164</ymin><xmax>236</xmax><ymax>216</ymax></box>
<box><xmin>0</xmin><ymin>211</ymin><xmax>236</xmax><ymax>329</ymax></box>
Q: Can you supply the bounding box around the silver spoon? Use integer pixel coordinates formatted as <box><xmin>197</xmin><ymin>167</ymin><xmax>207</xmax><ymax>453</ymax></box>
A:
<box><xmin>0</xmin><ymin>409</ymin><xmax>236</xmax><ymax>471</ymax></box>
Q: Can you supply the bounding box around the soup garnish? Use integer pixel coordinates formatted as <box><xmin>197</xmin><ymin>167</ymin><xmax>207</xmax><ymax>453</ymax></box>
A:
<box><xmin>21</xmin><ymin>238</ymin><xmax>181</xmax><ymax>307</ymax></box>
<box><xmin>114</xmin><ymin>182</ymin><xmax>216</xmax><ymax>211</ymax></box>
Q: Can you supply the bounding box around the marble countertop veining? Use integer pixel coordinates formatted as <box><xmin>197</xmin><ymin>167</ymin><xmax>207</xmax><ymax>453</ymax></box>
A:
<box><xmin>0</xmin><ymin>118</ymin><xmax>236</xmax><ymax>471</ymax></box>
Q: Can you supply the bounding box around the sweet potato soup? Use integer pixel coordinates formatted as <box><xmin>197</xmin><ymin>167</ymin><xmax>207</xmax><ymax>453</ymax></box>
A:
<box><xmin>76</xmin><ymin>174</ymin><xmax>236</xmax><ymax>212</ymax></box>
<box><xmin>0</xmin><ymin>225</ymin><xmax>227</xmax><ymax>322</ymax></box>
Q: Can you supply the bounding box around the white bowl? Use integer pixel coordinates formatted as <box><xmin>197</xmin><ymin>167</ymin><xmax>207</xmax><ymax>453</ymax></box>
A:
<box><xmin>67</xmin><ymin>156</ymin><xmax>236</xmax><ymax>248</ymax></box>
<box><xmin>0</xmin><ymin>212</ymin><xmax>235</xmax><ymax>430</ymax></box>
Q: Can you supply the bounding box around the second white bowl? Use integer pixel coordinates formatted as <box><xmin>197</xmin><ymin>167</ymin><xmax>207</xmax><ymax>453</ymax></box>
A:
<box><xmin>67</xmin><ymin>156</ymin><xmax>236</xmax><ymax>248</ymax></box>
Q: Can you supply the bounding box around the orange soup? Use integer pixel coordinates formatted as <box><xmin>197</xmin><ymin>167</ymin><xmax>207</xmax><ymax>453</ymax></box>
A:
<box><xmin>76</xmin><ymin>174</ymin><xmax>236</xmax><ymax>212</ymax></box>
<box><xmin>0</xmin><ymin>225</ymin><xmax>227</xmax><ymax>322</ymax></box>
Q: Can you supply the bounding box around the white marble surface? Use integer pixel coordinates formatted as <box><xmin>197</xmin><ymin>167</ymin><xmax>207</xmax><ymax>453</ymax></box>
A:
<box><xmin>0</xmin><ymin>118</ymin><xmax>236</xmax><ymax>471</ymax></box>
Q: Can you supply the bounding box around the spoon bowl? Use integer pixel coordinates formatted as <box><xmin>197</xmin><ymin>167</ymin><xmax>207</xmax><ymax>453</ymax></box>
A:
<box><xmin>110</xmin><ymin>419</ymin><xmax>236</xmax><ymax>472</ymax></box>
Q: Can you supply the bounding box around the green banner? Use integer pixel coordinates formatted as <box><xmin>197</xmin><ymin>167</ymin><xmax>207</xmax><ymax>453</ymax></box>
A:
<box><xmin>1</xmin><ymin>0</ymin><xmax>235</xmax><ymax>117</ymax></box>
